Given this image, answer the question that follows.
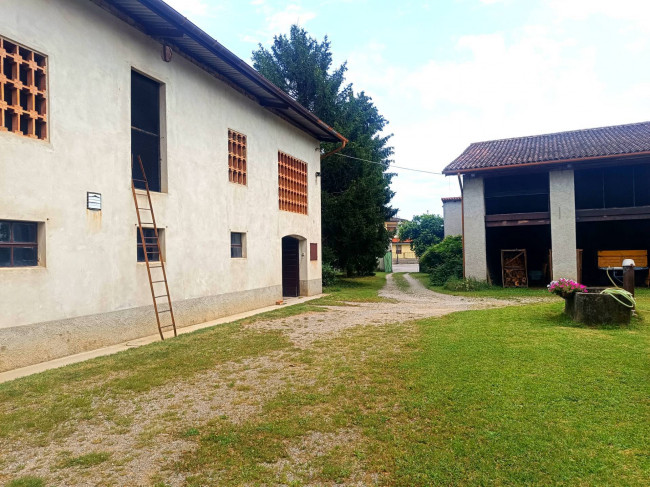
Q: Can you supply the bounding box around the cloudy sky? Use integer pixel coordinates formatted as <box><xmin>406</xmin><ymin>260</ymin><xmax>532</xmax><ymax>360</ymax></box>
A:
<box><xmin>166</xmin><ymin>0</ymin><xmax>650</xmax><ymax>219</ymax></box>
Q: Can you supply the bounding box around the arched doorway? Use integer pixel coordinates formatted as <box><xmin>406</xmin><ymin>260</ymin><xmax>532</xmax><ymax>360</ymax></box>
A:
<box><xmin>282</xmin><ymin>236</ymin><xmax>300</xmax><ymax>297</ymax></box>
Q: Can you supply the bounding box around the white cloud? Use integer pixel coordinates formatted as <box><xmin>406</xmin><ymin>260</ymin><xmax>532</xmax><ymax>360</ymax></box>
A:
<box><xmin>547</xmin><ymin>0</ymin><xmax>650</xmax><ymax>22</ymax></box>
<box><xmin>242</xmin><ymin>3</ymin><xmax>317</xmax><ymax>45</ymax></box>
<box><xmin>341</xmin><ymin>8</ymin><xmax>650</xmax><ymax>219</ymax></box>
<box><xmin>266</xmin><ymin>4</ymin><xmax>316</xmax><ymax>35</ymax></box>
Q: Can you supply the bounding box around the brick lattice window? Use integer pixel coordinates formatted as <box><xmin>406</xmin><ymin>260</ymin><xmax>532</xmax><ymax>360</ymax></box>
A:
<box><xmin>0</xmin><ymin>36</ymin><xmax>47</xmax><ymax>139</ymax></box>
<box><xmin>228</xmin><ymin>129</ymin><xmax>247</xmax><ymax>185</ymax></box>
<box><xmin>278</xmin><ymin>151</ymin><xmax>308</xmax><ymax>214</ymax></box>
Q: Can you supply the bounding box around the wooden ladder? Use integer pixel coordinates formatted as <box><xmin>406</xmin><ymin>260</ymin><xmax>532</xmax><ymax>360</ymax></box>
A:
<box><xmin>131</xmin><ymin>155</ymin><xmax>177</xmax><ymax>340</ymax></box>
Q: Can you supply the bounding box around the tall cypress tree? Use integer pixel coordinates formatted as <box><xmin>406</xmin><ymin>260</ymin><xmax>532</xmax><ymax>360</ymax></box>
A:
<box><xmin>253</xmin><ymin>26</ymin><xmax>396</xmax><ymax>276</ymax></box>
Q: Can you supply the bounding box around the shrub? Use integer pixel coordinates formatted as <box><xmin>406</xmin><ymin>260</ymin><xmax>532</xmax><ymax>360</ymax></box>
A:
<box><xmin>322</xmin><ymin>263</ymin><xmax>338</xmax><ymax>287</ymax></box>
<box><xmin>444</xmin><ymin>277</ymin><xmax>493</xmax><ymax>291</ymax></box>
<box><xmin>421</xmin><ymin>235</ymin><xmax>463</xmax><ymax>285</ymax></box>
<box><xmin>430</xmin><ymin>260</ymin><xmax>463</xmax><ymax>286</ymax></box>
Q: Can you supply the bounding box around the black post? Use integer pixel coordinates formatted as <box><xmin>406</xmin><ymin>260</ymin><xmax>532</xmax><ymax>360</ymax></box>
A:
<box><xmin>623</xmin><ymin>263</ymin><xmax>635</xmax><ymax>297</ymax></box>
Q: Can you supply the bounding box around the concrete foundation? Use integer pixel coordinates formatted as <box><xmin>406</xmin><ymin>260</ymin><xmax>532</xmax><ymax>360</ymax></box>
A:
<box><xmin>300</xmin><ymin>278</ymin><xmax>323</xmax><ymax>297</ymax></box>
<box><xmin>0</xmin><ymin>284</ymin><xmax>284</xmax><ymax>372</ymax></box>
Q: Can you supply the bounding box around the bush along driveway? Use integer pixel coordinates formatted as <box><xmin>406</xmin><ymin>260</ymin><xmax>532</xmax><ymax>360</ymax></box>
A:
<box><xmin>1</xmin><ymin>274</ymin><xmax>648</xmax><ymax>486</ymax></box>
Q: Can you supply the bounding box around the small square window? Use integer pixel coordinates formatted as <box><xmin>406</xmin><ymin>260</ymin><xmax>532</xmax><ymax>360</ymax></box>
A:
<box><xmin>231</xmin><ymin>232</ymin><xmax>246</xmax><ymax>258</ymax></box>
<box><xmin>0</xmin><ymin>220</ymin><xmax>39</xmax><ymax>267</ymax></box>
<box><xmin>137</xmin><ymin>228</ymin><xmax>163</xmax><ymax>262</ymax></box>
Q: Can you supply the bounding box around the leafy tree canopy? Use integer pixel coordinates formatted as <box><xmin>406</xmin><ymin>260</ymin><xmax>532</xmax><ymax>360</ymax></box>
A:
<box><xmin>398</xmin><ymin>214</ymin><xmax>444</xmax><ymax>258</ymax></box>
<box><xmin>253</xmin><ymin>26</ymin><xmax>396</xmax><ymax>276</ymax></box>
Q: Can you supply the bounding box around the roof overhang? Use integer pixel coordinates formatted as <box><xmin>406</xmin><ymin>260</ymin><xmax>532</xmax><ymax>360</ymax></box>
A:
<box><xmin>443</xmin><ymin>150</ymin><xmax>650</xmax><ymax>176</ymax></box>
<box><xmin>93</xmin><ymin>0</ymin><xmax>346</xmax><ymax>144</ymax></box>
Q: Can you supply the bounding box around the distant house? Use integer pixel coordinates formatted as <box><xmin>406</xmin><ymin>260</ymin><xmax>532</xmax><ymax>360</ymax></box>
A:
<box><xmin>441</xmin><ymin>196</ymin><xmax>462</xmax><ymax>237</ymax></box>
<box><xmin>443</xmin><ymin>121</ymin><xmax>650</xmax><ymax>287</ymax></box>
<box><xmin>384</xmin><ymin>217</ymin><xmax>417</xmax><ymax>263</ymax></box>
<box><xmin>391</xmin><ymin>237</ymin><xmax>417</xmax><ymax>263</ymax></box>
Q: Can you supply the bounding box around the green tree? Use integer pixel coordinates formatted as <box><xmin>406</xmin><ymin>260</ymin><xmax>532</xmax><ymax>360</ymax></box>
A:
<box><xmin>253</xmin><ymin>26</ymin><xmax>396</xmax><ymax>276</ymax></box>
<box><xmin>398</xmin><ymin>214</ymin><xmax>444</xmax><ymax>258</ymax></box>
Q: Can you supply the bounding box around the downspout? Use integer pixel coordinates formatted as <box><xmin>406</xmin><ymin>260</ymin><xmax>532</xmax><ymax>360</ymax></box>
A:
<box><xmin>457</xmin><ymin>173</ymin><xmax>465</xmax><ymax>279</ymax></box>
<box><xmin>321</xmin><ymin>136</ymin><xmax>348</xmax><ymax>160</ymax></box>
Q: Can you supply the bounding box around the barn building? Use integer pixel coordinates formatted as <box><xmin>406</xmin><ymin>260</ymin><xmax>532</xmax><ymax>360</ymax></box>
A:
<box><xmin>0</xmin><ymin>0</ymin><xmax>345</xmax><ymax>371</ymax></box>
<box><xmin>444</xmin><ymin>121</ymin><xmax>650</xmax><ymax>288</ymax></box>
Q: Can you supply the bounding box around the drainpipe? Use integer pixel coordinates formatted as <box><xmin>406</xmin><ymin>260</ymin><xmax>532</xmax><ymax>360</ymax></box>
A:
<box><xmin>458</xmin><ymin>174</ymin><xmax>465</xmax><ymax>279</ymax></box>
<box><xmin>320</xmin><ymin>136</ymin><xmax>348</xmax><ymax>160</ymax></box>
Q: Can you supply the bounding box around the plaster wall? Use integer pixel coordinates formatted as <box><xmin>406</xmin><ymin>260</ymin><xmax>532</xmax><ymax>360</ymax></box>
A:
<box><xmin>549</xmin><ymin>170</ymin><xmax>577</xmax><ymax>280</ymax></box>
<box><xmin>462</xmin><ymin>176</ymin><xmax>487</xmax><ymax>280</ymax></box>
<box><xmin>443</xmin><ymin>200</ymin><xmax>462</xmax><ymax>237</ymax></box>
<box><xmin>0</xmin><ymin>0</ymin><xmax>322</xmax><ymax>361</ymax></box>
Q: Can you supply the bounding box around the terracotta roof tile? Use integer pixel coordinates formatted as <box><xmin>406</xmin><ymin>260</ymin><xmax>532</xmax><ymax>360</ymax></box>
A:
<box><xmin>443</xmin><ymin>121</ymin><xmax>650</xmax><ymax>173</ymax></box>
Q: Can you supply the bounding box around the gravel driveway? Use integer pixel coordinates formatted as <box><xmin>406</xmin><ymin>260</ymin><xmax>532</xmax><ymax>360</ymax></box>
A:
<box><xmin>1</xmin><ymin>273</ymin><xmax>520</xmax><ymax>486</ymax></box>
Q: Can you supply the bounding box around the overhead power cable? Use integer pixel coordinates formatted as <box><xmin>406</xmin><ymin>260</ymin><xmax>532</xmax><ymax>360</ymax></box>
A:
<box><xmin>332</xmin><ymin>153</ymin><xmax>444</xmax><ymax>175</ymax></box>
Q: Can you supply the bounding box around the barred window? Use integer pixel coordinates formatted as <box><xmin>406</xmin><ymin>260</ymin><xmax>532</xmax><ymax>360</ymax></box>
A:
<box><xmin>137</xmin><ymin>228</ymin><xmax>163</xmax><ymax>262</ymax></box>
<box><xmin>0</xmin><ymin>36</ymin><xmax>47</xmax><ymax>140</ymax></box>
<box><xmin>0</xmin><ymin>220</ymin><xmax>38</xmax><ymax>267</ymax></box>
<box><xmin>228</xmin><ymin>129</ymin><xmax>247</xmax><ymax>185</ymax></box>
<box><xmin>278</xmin><ymin>151</ymin><xmax>307</xmax><ymax>214</ymax></box>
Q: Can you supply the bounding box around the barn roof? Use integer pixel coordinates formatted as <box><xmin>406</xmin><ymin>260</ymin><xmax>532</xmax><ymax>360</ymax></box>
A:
<box><xmin>444</xmin><ymin>121</ymin><xmax>650</xmax><ymax>174</ymax></box>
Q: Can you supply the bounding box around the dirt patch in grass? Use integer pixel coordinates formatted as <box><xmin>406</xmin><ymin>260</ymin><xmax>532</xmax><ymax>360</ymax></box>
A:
<box><xmin>1</xmin><ymin>272</ymin><xmax>529</xmax><ymax>486</ymax></box>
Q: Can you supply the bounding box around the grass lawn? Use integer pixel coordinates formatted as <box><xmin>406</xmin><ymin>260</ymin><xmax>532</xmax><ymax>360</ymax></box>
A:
<box><xmin>2</xmin><ymin>272</ymin><xmax>649</xmax><ymax>486</ymax></box>
<box><xmin>392</xmin><ymin>272</ymin><xmax>410</xmax><ymax>292</ymax></box>
<box><xmin>312</xmin><ymin>271</ymin><xmax>393</xmax><ymax>305</ymax></box>
<box><xmin>411</xmin><ymin>272</ymin><xmax>558</xmax><ymax>299</ymax></box>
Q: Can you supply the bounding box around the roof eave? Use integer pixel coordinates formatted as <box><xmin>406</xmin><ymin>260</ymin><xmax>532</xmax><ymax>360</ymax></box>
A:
<box><xmin>443</xmin><ymin>150</ymin><xmax>650</xmax><ymax>175</ymax></box>
<box><xmin>97</xmin><ymin>0</ymin><xmax>345</xmax><ymax>144</ymax></box>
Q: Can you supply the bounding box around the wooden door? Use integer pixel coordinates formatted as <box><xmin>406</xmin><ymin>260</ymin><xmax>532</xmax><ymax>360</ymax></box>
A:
<box><xmin>282</xmin><ymin>237</ymin><xmax>300</xmax><ymax>297</ymax></box>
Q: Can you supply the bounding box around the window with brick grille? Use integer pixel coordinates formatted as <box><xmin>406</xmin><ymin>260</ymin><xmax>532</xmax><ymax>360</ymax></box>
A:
<box><xmin>278</xmin><ymin>151</ymin><xmax>308</xmax><ymax>214</ymax></box>
<box><xmin>228</xmin><ymin>129</ymin><xmax>247</xmax><ymax>185</ymax></box>
<box><xmin>0</xmin><ymin>36</ymin><xmax>47</xmax><ymax>140</ymax></box>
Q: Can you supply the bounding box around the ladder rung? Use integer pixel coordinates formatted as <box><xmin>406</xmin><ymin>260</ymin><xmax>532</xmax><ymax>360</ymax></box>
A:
<box><xmin>154</xmin><ymin>294</ymin><xmax>168</xmax><ymax>298</ymax></box>
<box><xmin>152</xmin><ymin>280</ymin><xmax>166</xmax><ymax>283</ymax></box>
<box><xmin>149</xmin><ymin>265</ymin><xmax>162</xmax><ymax>268</ymax></box>
<box><xmin>158</xmin><ymin>309</ymin><xmax>171</xmax><ymax>314</ymax></box>
<box><xmin>160</xmin><ymin>324</ymin><xmax>176</xmax><ymax>329</ymax></box>
<box><xmin>132</xmin><ymin>178</ymin><xmax>148</xmax><ymax>183</ymax></box>
<box><xmin>137</xmin><ymin>207</ymin><xmax>152</xmax><ymax>211</ymax></box>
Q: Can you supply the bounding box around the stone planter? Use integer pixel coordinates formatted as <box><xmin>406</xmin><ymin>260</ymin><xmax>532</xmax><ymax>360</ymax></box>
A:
<box><xmin>564</xmin><ymin>289</ymin><xmax>632</xmax><ymax>325</ymax></box>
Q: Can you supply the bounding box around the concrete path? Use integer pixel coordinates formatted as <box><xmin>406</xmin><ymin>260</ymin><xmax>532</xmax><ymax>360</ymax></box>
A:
<box><xmin>392</xmin><ymin>263</ymin><xmax>420</xmax><ymax>272</ymax></box>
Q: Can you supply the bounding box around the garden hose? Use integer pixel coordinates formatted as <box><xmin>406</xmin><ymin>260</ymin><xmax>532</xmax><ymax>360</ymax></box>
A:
<box><xmin>603</xmin><ymin>268</ymin><xmax>636</xmax><ymax>309</ymax></box>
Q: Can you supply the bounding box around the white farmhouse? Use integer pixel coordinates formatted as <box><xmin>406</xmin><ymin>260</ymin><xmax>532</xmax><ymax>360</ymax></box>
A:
<box><xmin>0</xmin><ymin>0</ymin><xmax>346</xmax><ymax>371</ymax></box>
